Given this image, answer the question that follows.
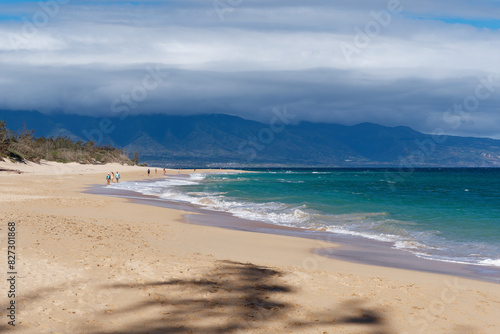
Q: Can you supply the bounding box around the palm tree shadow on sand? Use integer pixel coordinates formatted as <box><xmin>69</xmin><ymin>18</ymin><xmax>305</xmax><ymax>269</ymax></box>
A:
<box><xmin>79</xmin><ymin>260</ymin><xmax>392</xmax><ymax>334</ymax></box>
<box><xmin>3</xmin><ymin>261</ymin><xmax>481</xmax><ymax>333</ymax></box>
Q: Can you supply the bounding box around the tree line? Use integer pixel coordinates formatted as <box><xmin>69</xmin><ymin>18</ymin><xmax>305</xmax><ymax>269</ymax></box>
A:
<box><xmin>0</xmin><ymin>120</ymin><xmax>136</xmax><ymax>165</ymax></box>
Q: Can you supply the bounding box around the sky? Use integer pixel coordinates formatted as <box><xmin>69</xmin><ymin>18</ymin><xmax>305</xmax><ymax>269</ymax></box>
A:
<box><xmin>0</xmin><ymin>0</ymin><xmax>500</xmax><ymax>138</ymax></box>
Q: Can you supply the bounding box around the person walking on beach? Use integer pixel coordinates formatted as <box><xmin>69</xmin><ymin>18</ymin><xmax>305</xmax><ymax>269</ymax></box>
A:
<box><xmin>155</xmin><ymin>168</ymin><xmax>157</xmax><ymax>174</ymax></box>
<box><xmin>163</xmin><ymin>168</ymin><xmax>166</xmax><ymax>175</ymax></box>
<box><xmin>111</xmin><ymin>172</ymin><xmax>115</xmax><ymax>183</ymax></box>
<box><xmin>147</xmin><ymin>169</ymin><xmax>150</xmax><ymax>176</ymax></box>
<box><xmin>116</xmin><ymin>171</ymin><xmax>120</xmax><ymax>183</ymax></box>
<box><xmin>106</xmin><ymin>173</ymin><xmax>111</xmax><ymax>185</ymax></box>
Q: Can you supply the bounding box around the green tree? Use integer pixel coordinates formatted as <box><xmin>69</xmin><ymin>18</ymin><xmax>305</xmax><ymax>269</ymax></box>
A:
<box><xmin>19</xmin><ymin>123</ymin><xmax>34</xmax><ymax>144</ymax></box>
<box><xmin>0</xmin><ymin>120</ymin><xmax>13</xmax><ymax>156</ymax></box>
<box><xmin>132</xmin><ymin>151</ymin><xmax>139</xmax><ymax>165</ymax></box>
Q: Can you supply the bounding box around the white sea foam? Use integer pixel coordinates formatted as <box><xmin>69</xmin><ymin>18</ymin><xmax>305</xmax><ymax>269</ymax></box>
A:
<box><xmin>107</xmin><ymin>176</ymin><xmax>500</xmax><ymax>269</ymax></box>
<box><xmin>278</xmin><ymin>179</ymin><xmax>305</xmax><ymax>183</ymax></box>
<box><xmin>393</xmin><ymin>240</ymin><xmax>441</xmax><ymax>251</ymax></box>
<box><xmin>189</xmin><ymin>173</ymin><xmax>207</xmax><ymax>181</ymax></box>
<box><xmin>323</xmin><ymin>225</ymin><xmax>397</xmax><ymax>243</ymax></box>
<box><xmin>409</xmin><ymin>253</ymin><xmax>500</xmax><ymax>268</ymax></box>
<box><xmin>187</xmin><ymin>192</ymin><xmax>227</xmax><ymax>196</ymax></box>
<box><xmin>479</xmin><ymin>259</ymin><xmax>500</xmax><ymax>267</ymax></box>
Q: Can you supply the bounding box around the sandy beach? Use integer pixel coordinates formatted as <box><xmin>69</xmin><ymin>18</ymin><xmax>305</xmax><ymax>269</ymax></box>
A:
<box><xmin>1</xmin><ymin>160</ymin><xmax>500</xmax><ymax>333</ymax></box>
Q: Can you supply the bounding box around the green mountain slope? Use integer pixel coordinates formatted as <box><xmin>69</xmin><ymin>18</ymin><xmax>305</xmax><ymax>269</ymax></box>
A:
<box><xmin>1</xmin><ymin>110</ymin><xmax>500</xmax><ymax>167</ymax></box>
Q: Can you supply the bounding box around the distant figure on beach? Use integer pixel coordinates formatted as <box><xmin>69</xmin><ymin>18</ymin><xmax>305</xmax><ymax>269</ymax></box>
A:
<box><xmin>178</xmin><ymin>168</ymin><xmax>181</xmax><ymax>174</ymax></box>
<box><xmin>116</xmin><ymin>171</ymin><xmax>120</xmax><ymax>183</ymax></box>
<box><xmin>155</xmin><ymin>168</ymin><xmax>157</xmax><ymax>174</ymax></box>
<box><xmin>194</xmin><ymin>168</ymin><xmax>196</xmax><ymax>172</ymax></box>
<box><xmin>147</xmin><ymin>169</ymin><xmax>150</xmax><ymax>176</ymax></box>
<box><xmin>111</xmin><ymin>172</ymin><xmax>115</xmax><ymax>183</ymax></box>
<box><xmin>163</xmin><ymin>168</ymin><xmax>166</xmax><ymax>175</ymax></box>
<box><xmin>106</xmin><ymin>173</ymin><xmax>111</xmax><ymax>185</ymax></box>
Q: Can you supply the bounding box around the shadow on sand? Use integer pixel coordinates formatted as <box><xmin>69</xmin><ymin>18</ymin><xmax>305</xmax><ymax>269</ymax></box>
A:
<box><xmin>4</xmin><ymin>261</ymin><xmax>483</xmax><ymax>333</ymax></box>
<box><xmin>80</xmin><ymin>260</ymin><xmax>389</xmax><ymax>333</ymax></box>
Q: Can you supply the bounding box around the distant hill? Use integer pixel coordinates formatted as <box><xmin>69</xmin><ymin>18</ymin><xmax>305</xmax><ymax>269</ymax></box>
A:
<box><xmin>2</xmin><ymin>110</ymin><xmax>500</xmax><ymax>167</ymax></box>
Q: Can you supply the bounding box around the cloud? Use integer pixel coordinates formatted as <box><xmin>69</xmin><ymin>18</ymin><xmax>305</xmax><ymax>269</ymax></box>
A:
<box><xmin>0</xmin><ymin>0</ymin><xmax>499</xmax><ymax>138</ymax></box>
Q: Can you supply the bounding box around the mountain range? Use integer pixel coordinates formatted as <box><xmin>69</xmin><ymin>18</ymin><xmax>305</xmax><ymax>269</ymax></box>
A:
<box><xmin>2</xmin><ymin>110</ymin><xmax>500</xmax><ymax>167</ymax></box>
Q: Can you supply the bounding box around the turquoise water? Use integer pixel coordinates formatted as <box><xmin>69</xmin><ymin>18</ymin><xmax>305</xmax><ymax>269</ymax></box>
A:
<box><xmin>110</xmin><ymin>168</ymin><xmax>500</xmax><ymax>267</ymax></box>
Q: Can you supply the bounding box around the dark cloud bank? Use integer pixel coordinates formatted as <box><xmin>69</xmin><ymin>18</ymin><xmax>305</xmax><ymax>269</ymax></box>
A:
<box><xmin>0</xmin><ymin>0</ymin><xmax>499</xmax><ymax>138</ymax></box>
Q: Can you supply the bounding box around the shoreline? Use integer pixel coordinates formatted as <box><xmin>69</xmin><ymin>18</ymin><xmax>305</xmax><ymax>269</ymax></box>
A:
<box><xmin>88</xmin><ymin>179</ymin><xmax>500</xmax><ymax>285</ymax></box>
<box><xmin>2</xmin><ymin>161</ymin><xmax>500</xmax><ymax>333</ymax></box>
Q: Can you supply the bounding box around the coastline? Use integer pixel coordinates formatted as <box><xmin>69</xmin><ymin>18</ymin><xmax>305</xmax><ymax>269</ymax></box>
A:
<box><xmin>1</xmin><ymin>161</ymin><xmax>500</xmax><ymax>333</ymax></box>
<box><xmin>88</xmin><ymin>179</ymin><xmax>500</xmax><ymax>285</ymax></box>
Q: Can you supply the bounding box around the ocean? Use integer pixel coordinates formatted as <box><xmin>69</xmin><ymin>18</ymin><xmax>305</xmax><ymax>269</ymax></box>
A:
<box><xmin>109</xmin><ymin>168</ymin><xmax>500</xmax><ymax>269</ymax></box>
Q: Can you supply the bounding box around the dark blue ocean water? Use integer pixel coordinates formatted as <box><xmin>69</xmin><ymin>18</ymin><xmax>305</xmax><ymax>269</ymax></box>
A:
<box><xmin>110</xmin><ymin>168</ymin><xmax>500</xmax><ymax>267</ymax></box>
